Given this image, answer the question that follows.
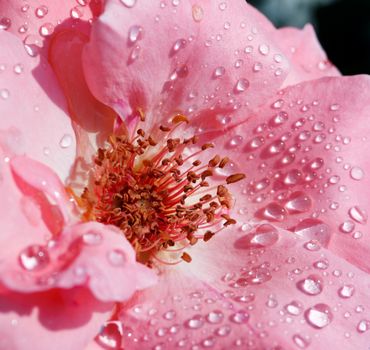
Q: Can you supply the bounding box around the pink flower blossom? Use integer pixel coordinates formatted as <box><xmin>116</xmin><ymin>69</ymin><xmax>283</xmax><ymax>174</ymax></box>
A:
<box><xmin>1</xmin><ymin>1</ymin><xmax>370</xmax><ymax>349</ymax></box>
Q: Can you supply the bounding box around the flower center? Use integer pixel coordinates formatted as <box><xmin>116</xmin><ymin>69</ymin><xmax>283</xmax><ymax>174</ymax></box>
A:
<box><xmin>80</xmin><ymin>114</ymin><xmax>245</xmax><ymax>265</ymax></box>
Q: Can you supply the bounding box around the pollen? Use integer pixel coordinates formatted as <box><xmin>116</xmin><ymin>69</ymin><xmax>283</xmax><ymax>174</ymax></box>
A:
<box><xmin>80</xmin><ymin>115</ymin><xmax>245</xmax><ymax>265</ymax></box>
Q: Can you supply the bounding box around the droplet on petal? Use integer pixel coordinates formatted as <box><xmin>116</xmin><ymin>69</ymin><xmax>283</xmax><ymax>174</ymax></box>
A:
<box><xmin>284</xmin><ymin>191</ymin><xmax>312</xmax><ymax>214</ymax></box>
<box><xmin>338</xmin><ymin>284</ymin><xmax>355</xmax><ymax>299</ymax></box>
<box><xmin>234</xmin><ymin>224</ymin><xmax>279</xmax><ymax>249</ymax></box>
<box><xmin>348</xmin><ymin>206</ymin><xmax>367</xmax><ymax>224</ymax></box>
<box><xmin>19</xmin><ymin>244</ymin><xmax>50</xmax><ymax>271</ymax></box>
<box><xmin>305</xmin><ymin>303</ymin><xmax>333</xmax><ymax>329</ymax></box>
<box><xmin>234</xmin><ymin>78</ymin><xmax>249</xmax><ymax>93</ymax></box>
<box><xmin>297</xmin><ymin>275</ymin><xmax>323</xmax><ymax>295</ymax></box>
<box><xmin>96</xmin><ymin>321</ymin><xmax>123</xmax><ymax>349</ymax></box>
<box><xmin>120</xmin><ymin>0</ymin><xmax>137</xmax><ymax>8</ymax></box>
<box><xmin>192</xmin><ymin>4</ymin><xmax>204</xmax><ymax>22</ymax></box>
<box><xmin>294</xmin><ymin>219</ymin><xmax>330</xmax><ymax>247</ymax></box>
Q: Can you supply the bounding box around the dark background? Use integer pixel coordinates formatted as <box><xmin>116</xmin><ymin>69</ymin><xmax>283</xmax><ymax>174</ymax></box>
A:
<box><xmin>249</xmin><ymin>0</ymin><xmax>370</xmax><ymax>75</ymax></box>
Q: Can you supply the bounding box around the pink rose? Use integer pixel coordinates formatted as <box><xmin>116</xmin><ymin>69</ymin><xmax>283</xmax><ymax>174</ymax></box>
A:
<box><xmin>1</xmin><ymin>1</ymin><xmax>370</xmax><ymax>349</ymax></box>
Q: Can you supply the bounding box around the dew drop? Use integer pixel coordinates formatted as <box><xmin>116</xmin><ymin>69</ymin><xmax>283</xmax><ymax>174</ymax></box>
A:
<box><xmin>206</xmin><ymin>310</ymin><xmax>224</xmax><ymax>324</ymax></box>
<box><xmin>260</xmin><ymin>202</ymin><xmax>286</xmax><ymax>222</ymax></box>
<box><xmin>294</xmin><ymin>219</ymin><xmax>330</xmax><ymax>247</ymax></box>
<box><xmin>39</xmin><ymin>23</ymin><xmax>54</xmax><ymax>37</ymax></box>
<box><xmin>230</xmin><ymin>310</ymin><xmax>249</xmax><ymax>324</ymax></box>
<box><xmin>227</xmin><ymin>135</ymin><xmax>243</xmax><ymax>148</ymax></box>
<box><xmin>19</xmin><ymin>245</ymin><xmax>50</xmax><ymax>271</ymax></box>
<box><xmin>234</xmin><ymin>78</ymin><xmax>249</xmax><ymax>93</ymax></box>
<box><xmin>338</xmin><ymin>284</ymin><xmax>355</xmax><ymax>299</ymax></box>
<box><xmin>120</xmin><ymin>0</ymin><xmax>137</xmax><ymax>7</ymax></box>
<box><xmin>59</xmin><ymin>134</ymin><xmax>73</xmax><ymax>148</ymax></box>
<box><xmin>330</xmin><ymin>103</ymin><xmax>340</xmax><ymax>111</ymax></box>
<box><xmin>128</xmin><ymin>25</ymin><xmax>143</xmax><ymax>43</ymax></box>
<box><xmin>235</xmin><ymin>224</ymin><xmax>279</xmax><ymax>249</ymax></box>
<box><xmin>348</xmin><ymin>206</ymin><xmax>367</xmax><ymax>224</ymax></box>
<box><xmin>82</xmin><ymin>232</ymin><xmax>102</xmax><ymax>245</ymax></box>
<box><xmin>258</xmin><ymin>44</ymin><xmax>269</xmax><ymax>55</ymax></box>
<box><xmin>0</xmin><ymin>17</ymin><xmax>11</xmax><ymax>30</ymax></box>
<box><xmin>13</xmin><ymin>64</ymin><xmax>24</xmax><ymax>75</ymax></box>
<box><xmin>163</xmin><ymin>310</ymin><xmax>176</xmax><ymax>320</ymax></box>
<box><xmin>297</xmin><ymin>275</ymin><xmax>323</xmax><ymax>295</ymax></box>
<box><xmin>219</xmin><ymin>2</ymin><xmax>227</xmax><ymax>10</ymax></box>
<box><xmin>292</xmin><ymin>334</ymin><xmax>310</xmax><ymax>348</ymax></box>
<box><xmin>350</xmin><ymin>167</ymin><xmax>364</xmax><ymax>181</ymax></box>
<box><xmin>96</xmin><ymin>321</ymin><xmax>123</xmax><ymax>349</ymax></box>
<box><xmin>70</xmin><ymin>6</ymin><xmax>84</xmax><ymax>19</ymax></box>
<box><xmin>357</xmin><ymin>319</ymin><xmax>370</xmax><ymax>333</ymax></box>
<box><xmin>192</xmin><ymin>4</ymin><xmax>204</xmax><ymax>22</ymax></box>
<box><xmin>0</xmin><ymin>89</ymin><xmax>10</xmax><ymax>100</ymax></box>
<box><xmin>216</xmin><ymin>325</ymin><xmax>231</xmax><ymax>337</ymax></box>
<box><xmin>339</xmin><ymin>220</ymin><xmax>355</xmax><ymax>234</ymax></box>
<box><xmin>171</xmin><ymin>38</ymin><xmax>186</xmax><ymax>54</ymax></box>
<box><xmin>285</xmin><ymin>191</ymin><xmax>312</xmax><ymax>213</ymax></box>
<box><xmin>107</xmin><ymin>249</ymin><xmax>126</xmax><ymax>266</ymax></box>
<box><xmin>305</xmin><ymin>303</ymin><xmax>333</xmax><ymax>329</ymax></box>
<box><xmin>185</xmin><ymin>315</ymin><xmax>204</xmax><ymax>329</ymax></box>
<box><xmin>270</xmin><ymin>111</ymin><xmax>288</xmax><ymax>127</ymax></box>
<box><xmin>213</xmin><ymin>66</ymin><xmax>225</xmax><ymax>78</ymax></box>
<box><xmin>285</xmin><ymin>301</ymin><xmax>303</xmax><ymax>316</ymax></box>
<box><xmin>35</xmin><ymin>5</ymin><xmax>48</xmax><ymax>18</ymax></box>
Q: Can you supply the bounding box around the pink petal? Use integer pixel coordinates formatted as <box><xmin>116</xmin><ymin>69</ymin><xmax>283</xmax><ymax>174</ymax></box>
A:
<box><xmin>83</xmin><ymin>0</ymin><xmax>290</xmax><ymax>131</ymax></box>
<box><xmin>0</xmin><ymin>0</ymin><xmax>95</xmax><ymax>44</ymax></box>
<box><xmin>98</xmin><ymin>225</ymin><xmax>370</xmax><ymax>349</ymax></box>
<box><xmin>275</xmin><ymin>24</ymin><xmax>341</xmax><ymax>87</ymax></box>
<box><xmin>0</xmin><ymin>31</ymin><xmax>75</xmax><ymax>180</ymax></box>
<box><xmin>0</xmin><ymin>287</ymin><xmax>112</xmax><ymax>350</ymax></box>
<box><xmin>215</xmin><ymin>75</ymin><xmax>370</xmax><ymax>272</ymax></box>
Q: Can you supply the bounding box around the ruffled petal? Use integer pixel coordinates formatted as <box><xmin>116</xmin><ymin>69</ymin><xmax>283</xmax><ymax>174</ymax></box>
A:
<box><xmin>0</xmin><ymin>30</ymin><xmax>75</xmax><ymax>180</ymax></box>
<box><xmin>275</xmin><ymin>24</ymin><xmax>341</xmax><ymax>86</ymax></box>
<box><xmin>211</xmin><ymin>75</ymin><xmax>370</xmax><ymax>272</ymax></box>
<box><xmin>94</xmin><ymin>225</ymin><xmax>370</xmax><ymax>349</ymax></box>
<box><xmin>83</xmin><ymin>0</ymin><xmax>290</xmax><ymax>132</ymax></box>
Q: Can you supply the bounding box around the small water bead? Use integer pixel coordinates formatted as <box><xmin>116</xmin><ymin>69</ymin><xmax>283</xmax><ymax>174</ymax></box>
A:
<box><xmin>350</xmin><ymin>166</ymin><xmax>364</xmax><ymax>181</ymax></box>
<box><xmin>234</xmin><ymin>59</ymin><xmax>243</xmax><ymax>68</ymax></box>
<box><xmin>285</xmin><ymin>191</ymin><xmax>312</xmax><ymax>214</ymax></box>
<box><xmin>285</xmin><ymin>301</ymin><xmax>303</xmax><ymax>316</ymax></box>
<box><xmin>258</xmin><ymin>44</ymin><xmax>269</xmax><ymax>55</ymax></box>
<box><xmin>206</xmin><ymin>310</ymin><xmax>224</xmax><ymax>324</ymax></box>
<box><xmin>227</xmin><ymin>135</ymin><xmax>243</xmax><ymax>148</ymax></box>
<box><xmin>107</xmin><ymin>249</ymin><xmax>126</xmax><ymax>266</ymax></box>
<box><xmin>0</xmin><ymin>17</ymin><xmax>11</xmax><ymax>30</ymax></box>
<box><xmin>235</xmin><ymin>224</ymin><xmax>279</xmax><ymax>249</ymax></box>
<box><xmin>202</xmin><ymin>337</ymin><xmax>215</xmax><ymax>348</ymax></box>
<box><xmin>357</xmin><ymin>319</ymin><xmax>370</xmax><ymax>333</ymax></box>
<box><xmin>19</xmin><ymin>244</ymin><xmax>50</xmax><ymax>271</ymax></box>
<box><xmin>39</xmin><ymin>23</ymin><xmax>54</xmax><ymax>37</ymax></box>
<box><xmin>120</xmin><ymin>0</ymin><xmax>137</xmax><ymax>7</ymax></box>
<box><xmin>185</xmin><ymin>315</ymin><xmax>204</xmax><ymax>329</ymax></box>
<box><xmin>338</xmin><ymin>284</ymin><xmax>355</xmax><ymax>299</ymax></box>
<box><xmin>213</xmin><ymin>66</ymin><xmax>225</xmax><ymax>78</ymax></box>
<box><xmin>233</xmin><ymin>293</ymin><xmax>255</xmax><ymax>303</ymax></box>
<box><xmin>260</xmin><ymin>202</ymin><xmax>286</xmax><ymax>222</ymax></box>
<box><xmin>330</xmin><ymin>103</ymin><xmax>340</xmax><ymax>111</ymax></box>
<box><xmin>96</xmin><ymin>321</ymin><xmax>123</xmax><ymax>349</ymax></box>
<box><xmin>253</xmin><ymin>62</ymin><xmax>262</xmax><ymax>72</ymax></box>
<box><xmin>328</xmin><ymin>175</ymin><xmax>340</xmax><ymax>184</ymax></box>
<box><xmin>234</xmin><ymin>78</ymin><xmax>249</xmax><ymax>93</ymax></box>
<box><xmin>266</xmin><ymin>296</ymin><xmax>278</xmax><ymax>308</ymax></box>
<box><xmin>305</xmin><ymin>303</ymin><xmax>333</xmax><ymax>329</ymax></box>
<box><xmin>82</xmin><ymin>232</ymin><xmax>102</xmax><ymax>245</ymax></box>
<box><xmin>172</xmin><ymin>0</ymin><xmax>180</xmax><ymax>5</ymax></box>
<box><xmin>294</xmin><ymin>218</ymin><xmax>330</xmax><ymax>247</ymax></box>
<box><xmin>304</xmin><ymin>240</ymin><xmax>321</xmax><ymax>251</ymax></box>
<box><xmin>244</xmin><ymin>45</ymin><xmax>253</xmax><ymax>54</ymax></box>
<box><xmin>129</xmin><ymin>45</ymin><xmax>141</xmax><ymax>62</ymax></box>
<box><xmin>128</xmin><ymin>25</ymin><xmax>143</xmax><ymax>43</ymax></box>
<box><xmin>292</xmin><ymin>334</ymin><xmax>310</xmax><ymax>348</ymax></box>
<box><xmin>230</xmin><ymin>310</ymin><xmax>249</xmax><ymax>324</ymax></box>
<box><xmin>270</xmin><ymin>111</ymin><xmax>288</xmax><ymax>127</ymax></box>
<box><xmin>246</xmin><ymin>136</ymin><xmax>264</xmax><ymax>151</ymax></box>
<box><xmin>35</xmin><ymin>5</ymin><xmax>48</xmax><ymax>18</ymax></box>
<box><xmin>59</xmin><ymin>134</ymin><xmax>73</xmax><ymax>148</ymax></box>
<box><xmin>215</xmin><ymin>325</ymin><xmax>231</xmax><ymax>337</ymax></box>
<box><xmin>348</xmin><ymin>206</ymin><xmax>367</xmax><ymax>224</ymax></box>
<box><xmin>339</xmin><ymin>220</ymin><xmax>355</xmax><ymax>234</ymax></box>
<box><xmin>297</xmin><ymin>275</ymin><xmax>323</xmax><ymax>296</ymax></box>
<box><xmin>0</xmin><ymin>89</ymin><xmax>10</xmax><ymax>100</ymax></box>
<box><xmin>163</xmin><ymin>310</ymin><xmax>176</xmax><ymax>320</ymax></box>
<box><xmin>13</xmin><ymin>64</ymin><xmax>24</xmax><ymax>75</ymax></box>
<box><xmin>192</xmin><ymin>4</ymin><xmax>204</xmax><ymax>22</ymax></box>
<box><xmin>171</xmin><ymin>38</ymin><xmax>186</xmax><ymax>54</ymax></box>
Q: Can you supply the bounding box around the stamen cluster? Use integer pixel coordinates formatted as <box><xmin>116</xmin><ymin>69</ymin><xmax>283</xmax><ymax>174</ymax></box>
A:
<box><xmin>81</xmin><ymin>115</ymin><xmax>245</xmax><ymax>265</ymax></box>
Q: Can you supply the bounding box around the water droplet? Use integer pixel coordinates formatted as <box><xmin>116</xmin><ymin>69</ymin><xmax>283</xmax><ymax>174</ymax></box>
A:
<box><xmin>163</xmin><ymin>310</ymin><xmax>176</xmax><ymax>320</ymax></box>
<box><xmin>348</xmin><ymin>206</ymin><xmax>367</xmax><ymax>224</ymax></box>
<box><xmin>285</xmin><ymin>301</ymin><xmax>303</xmax><ymax>316</ymax></box>
<box><xmin>357</xmin><ymin>319</ymin><xmax>370</xmax><ymax>333</ymax></box>
<box><xmin>82</xmin><ymin>232</ymin><xmax>102</xmax><ymax>245</ymax></box>
<box><xmin>350</xmin><ymin>167</ymin><xmax>364</xmax><ymax>181</ymax></box>
<box><xmin>234</xmin><ymin>78</ymin><xmax>249</xmax><ymax>93</ymax></box>
<box><xmin>35</xmin><ymin>5</ymin><xmax>48</xmax><ymax>18</ymax></box>
<box><xmin>258</xmin><ymin>44</ymin><xmax>269</xmax><ymax>55</ymax></box>
<box><xmin>294</xmin><ymin>219</ymin><xmax>330</xmax><ymax>247</ymax></box>
<box><xmin>39</xmin><ymin>23</ymin><xmax>54</xmax><ymax>37</ymax></box>
<box><xmin>213</xmin><ymin>66</ymin><xmax>225</xmax><ymax>78</ymax></box>
<box><xmin>107</xmin><ymin>249</ymin><xmax>126</xmax><ymax>266</ymax></box>
<box><xmin>0</xmin><ymin>17</ymin><xmax>11</xmax><ymax>30</ymax></box>
<box><xmin>128</xmin><ymin>25</ymin><xmax>143</xmax><ymax>43</ymax></box>
<box><xmin>297</xmin><ymin>275</ymin><xmax>323</xmax><ymax>295</ymax></box>
<box><xmin>270</xmin><ymin>111</ymin><xmax>288</xmax><ymax>127</ymax></box>
<box><xmin>285</xmin><ymin>191</ymin><xmax>312</xmax><ymax>213</ymax></box>
<box><xmin>185</xmin><ymin>315</ymin><xmax>204</xmax><ymax>329</ymax></box>
<box><xmin>59</xmin><ymin>134</ymin><xmax>73</xmax><ymax>148</ymax></box>
<box><xmin>216</xmin><ymin>325</ymin><xmax>231</xmax><ymax>337</ymax></box>
<box><xmin>0</xmin><ymin>89</ymin><xmax>10</xmax><ymax>100</ymax></box>
<box><xmin>192</xmin><ymin>4</ymin><xmax>204</xmax><ymax>22</ymax></box>
<box><xmin>171</xmin><ymin>38</ymin><xmax>186</xmax><ymax>54</ymax></box>
<box><xmin>13</xmin><ymin>64</ymin><xmax>24</xmax><ymax>75</ymax></box>
<box><xmin>19</xmin><ymin>245</ymin><xmax>50</xmax><ymax>271</ymax></box>
<box><xmin>219</xmin><ymin>2</ymin><xmax>227</xmax><ymax>10</ymax></box>
<box><xmin>339</xmin><ymin>220</ymin><xmax>355</xmax><ymax>234</ymax></box>
<box><xmin>230</xmin><ymin>310</ymin><xmax>249</xmax><ymax>324</ymax></box>
<box><xmin>129</xmin><ymin>45</ymin><xmax>141</xmax><ymax>62</ymax></box>
<box><xmin>330</xmin><ymin>103</ymin><xmax>340</xmax><ymax>111</ymax></box>
<box><xmin>292</xmin><ymin>334</ymin><xmax>310</xmax><ymax>348</ymax></box>
<box><xmin>227</xmin><ymin>135</ymin><xmax>243</xmax><ymax>148</ymax></box>
<box><xmin>253</xmin><ymin>62</ymin><xmax>262</xmax><ymax>72</ymax></box>
<box><xmin>24</xmin><ymin>35</ymin><xmax>42</xmax><ymax>57</ymax></box>
<box><xmin>96</xmin><ymin>321</ymin><xmax>123</xmax><ymax>349</ymax></box>
<box><xmin>338</xmin><ymin>284</ymin><xmax>355</xmax><ymax>299</ymax></box>
<box><xmin>206</xmin><ymin>310</ymin><xmax>224</xmax><ymax>324</ymax></box>
<box><xmin>260</xmin><ymin>202</ymin><xmax>286</xmax><ymax>222</ymax></box>
<box><xmin>267</xmin><ymin>140</ymin><xmax>285</xmax><ymax>155</ymax></box>
<box><xmin>120</xmin><ymin>0</ymin><xmax>137</xmax><ymax>7</ymax></box>
<box><xmin>235</xmin><ymin>224</ymin><xmax>279</xmax><ymax>249</ymax></box>
<box><xmin>305</xmin><ymin>303</ymin><xmax>333</xmax><ymax>329</ymax></box>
